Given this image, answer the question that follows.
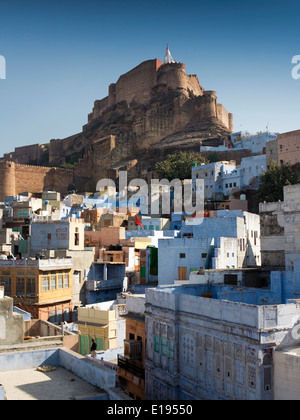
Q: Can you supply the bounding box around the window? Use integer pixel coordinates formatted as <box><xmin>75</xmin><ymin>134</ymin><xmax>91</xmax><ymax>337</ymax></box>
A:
<box><xmin>254</xmin><ymin>231</ymin><xmax>258</xmax><ymax>246</ymax></box>
<box><xmin>58</xmin><ymin>274</ymin><xmax>63</xmax><ymax>289</ymax></box>
<box><xmin>161</xmin><ymin>337</ymin><xmax>168</xmax><ymax>356</ymax></box>
<box><xmin>26</xmin><ymin>278</ymin><xmax>35</xmax><ymax>297</ymax></box>
<box><xmin>16</xmin><ymin>278</ymin><xmax>25</xmax><ymax>295</ymax></box>
<box><xmin>64</xmin><ymin>273</ymin><xmax>70</xmax><ymax>289</ymax></box>
<box><xmin>50</xmin><ymin>275</ymin><xmax>56</xmax><ymax>290</ymax></box>
<box><xmin>42</xmin><ymin>276</ymin><xmax>49</xmax><ymax>291</ymax></box>
<box><xmin>180</xmin><ymin>253</ymin><xmax>186</xmax><ymax>259</ymax></box>
<box><xmin>154</xmin><ymin>335</ymin><xmax>160</xmax><ymax>353</ymax></box>
<box><xmin>129</xmin><ymin>333</ymin><xmax>135</xmax><ymax>340</ymax></box>
<box><xmin>202</xmin><ymin>253</ymin><xmax>207</xmax><ymax>258</ymax></box>
<box><xmin>0</xmin><ymin>277</ymin><xmax>11</xmax><ymax>296</ymax></box>
<box><xmin>74</xmin><ymin>233</ymin><xmax>80</xmax><ymax>246</ymax></box>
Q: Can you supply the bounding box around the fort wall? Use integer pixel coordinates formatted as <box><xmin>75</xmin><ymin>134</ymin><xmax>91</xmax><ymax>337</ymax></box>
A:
<box><xmin>157</xmin><ymin>63</ymin><xmax>203</xmax><ymax>97</ymax></box>
<box><xmin>115</xmin><ymin>59</ymin><xmax>162</xmax><ymax>105</ymax></box>
<box><xmin>0</xmin><ymin>161</ymin><xmax>74</xmax><ymax>201</ymax></box>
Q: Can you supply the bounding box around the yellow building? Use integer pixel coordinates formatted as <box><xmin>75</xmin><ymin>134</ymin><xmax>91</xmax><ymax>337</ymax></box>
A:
<box><xmin>77</xmin><ymin>305</ymin><xmax>118</xmax><ymax>355</ymax></box>
<box><xmin>0</xmin><ymin>258</ymin><xmax>73</xmax><ymax>322</ymax></box>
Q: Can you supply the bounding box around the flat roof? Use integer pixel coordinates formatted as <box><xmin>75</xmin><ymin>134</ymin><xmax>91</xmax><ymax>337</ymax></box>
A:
<box><xmin>0</xmin><ymin>366</ymin><xmax>107</xmax><ymax>400</ymax></box>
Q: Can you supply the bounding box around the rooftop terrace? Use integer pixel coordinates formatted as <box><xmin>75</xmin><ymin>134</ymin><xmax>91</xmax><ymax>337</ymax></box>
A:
<box><xmin>0</xmin><ymin>347</ymin><xmax>131</xmax><ymax>401</ymax></box>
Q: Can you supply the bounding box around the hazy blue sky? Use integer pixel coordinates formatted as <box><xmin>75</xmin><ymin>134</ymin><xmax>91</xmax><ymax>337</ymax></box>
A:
<box><xmin>0</xmin><ymin>0</ymin><xmax>299</xmax><ymax>156</ymax></box>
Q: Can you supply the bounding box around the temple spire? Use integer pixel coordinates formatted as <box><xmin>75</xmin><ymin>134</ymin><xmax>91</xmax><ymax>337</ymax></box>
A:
<box><xmin>163</xmin><ymin>45</ymin><xmax>175</xmax><ymax>64</ymax></box>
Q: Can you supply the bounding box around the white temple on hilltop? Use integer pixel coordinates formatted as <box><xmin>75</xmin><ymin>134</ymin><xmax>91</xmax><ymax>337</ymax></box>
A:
<box><xmin>163</xmin><ymin>45</ymin><xmax>176</xmax><ymax>64</ymax></box>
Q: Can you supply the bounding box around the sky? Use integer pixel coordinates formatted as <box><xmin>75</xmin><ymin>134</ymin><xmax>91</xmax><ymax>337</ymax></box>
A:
<box><xmin>0</xmin><ymin>0</ymin><xmax>300</xmax><ymax>156</ymax></box>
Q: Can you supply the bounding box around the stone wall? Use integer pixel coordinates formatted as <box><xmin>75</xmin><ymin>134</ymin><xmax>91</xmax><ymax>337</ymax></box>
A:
<box><xmin>3</xmin><ymin>144</ymin><xmax>48</xmax><ymax>165</ymax></box>
<box><xmin>0</xmin><ymin>161</ymin><xmax>74</xmax><ymax>201</ymax></box>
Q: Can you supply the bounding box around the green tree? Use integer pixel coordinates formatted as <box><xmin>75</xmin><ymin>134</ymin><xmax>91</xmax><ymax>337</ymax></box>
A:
<box><xmin>257</xmin><ymin>160</ymin><xmax>299</xmax><ymax>203</ymax></box>
<box><xmin>155</xmin><ymin>152</ymin><xmax>208</xmax><ymax>181</ymax></box>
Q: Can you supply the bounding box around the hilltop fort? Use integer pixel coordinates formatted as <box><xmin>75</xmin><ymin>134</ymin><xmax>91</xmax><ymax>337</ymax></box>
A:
<box><xmin>1</xmin><ymin>47</ymin><xmax>234</xmax><ymax>199</ymax></box>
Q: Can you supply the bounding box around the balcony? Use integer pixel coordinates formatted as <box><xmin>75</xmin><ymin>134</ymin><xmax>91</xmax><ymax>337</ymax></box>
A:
<box><xmin>124</xmin><ymin>339</ymin><xmax>142</xmax><ymax>360</ymax></box>
<box><xmin>117</xmin><ymin>355</ymin><xmax>145</xmax><ymax>381</ymax></box>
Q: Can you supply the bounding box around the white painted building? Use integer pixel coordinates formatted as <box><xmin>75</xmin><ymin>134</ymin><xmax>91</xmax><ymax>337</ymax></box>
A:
<box><xmin>201</xmin><ymin>131</ymin><xmax>278</xmax><ymax>154</ymax></box>
<box><xmin>241</xmin><ymin>155</ymin><xmax>266</xmax><ymax>189</ymax></box>
<box><xmin>192</xmin><ymin>155</ymin><xmax>266</xmax><ymax>200</ymax></box>
<box><xmin>192</xmin><ymin>161</ymin><xmax>237</xmax><ymax>200</ymax></box>
<box><xmin>158</xmin><ymin>211</ymin><xmax>261</xmax><ymax>285</ymax></box>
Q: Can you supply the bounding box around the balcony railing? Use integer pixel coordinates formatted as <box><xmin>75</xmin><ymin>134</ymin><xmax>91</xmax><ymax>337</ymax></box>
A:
<box><xmin>0</xmin><ymin>258</ymin><xmax>72</xmax><ymax>269</ymax></box>
<box><xmin>117</xmin><ymin>355</ymin><xmax>145</xmax><ymax>380</ymax></box>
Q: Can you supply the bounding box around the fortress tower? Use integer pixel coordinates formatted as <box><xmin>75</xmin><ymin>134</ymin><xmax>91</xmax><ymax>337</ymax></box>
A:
<box><xmin>0</xmin><ymin>161</ymin><xmax>16</xmax><ymax>199</ymax></box>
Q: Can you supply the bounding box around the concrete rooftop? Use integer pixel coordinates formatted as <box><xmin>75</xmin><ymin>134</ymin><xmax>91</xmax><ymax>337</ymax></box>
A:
<box><xmin>0</xmin><ymin>366</ymin><xmax>108</xmax><ymax>400</ymax></box>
